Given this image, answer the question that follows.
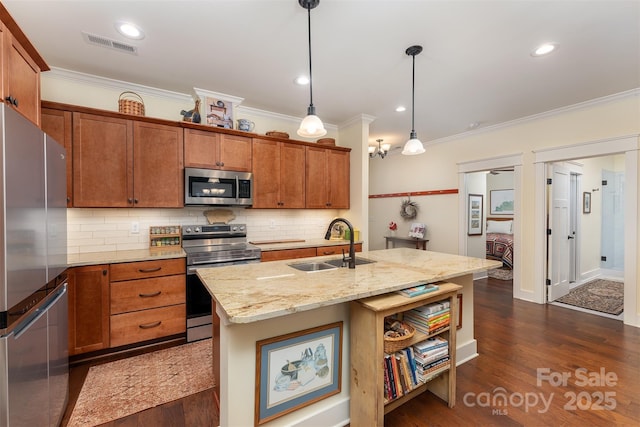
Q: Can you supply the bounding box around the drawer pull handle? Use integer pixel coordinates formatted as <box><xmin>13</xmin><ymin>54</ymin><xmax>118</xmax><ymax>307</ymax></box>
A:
<box><xmin>138</xmin><ymin>267</ymin><xmax>162</xmax><ymax>273</ymax></box>
<box><xmin>322</xmin><ymin>251</ymin><xmax>333</xmax><ymax>255</ymax></box>
<box><xmin>139</xmin><ymin>291</ymin><xmax>162</xmax><ymax>298</ymax></box>
<box><xmin>139</xmin><ymin>321</ymin><xmax>162</xmax><ymax>329</ymax></box>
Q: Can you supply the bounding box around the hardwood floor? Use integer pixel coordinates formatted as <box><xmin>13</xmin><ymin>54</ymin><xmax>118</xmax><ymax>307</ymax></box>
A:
<box><xmin>63</xmin><ymin>277</ymin><xmax>639</xmax><ymax>426</ymax></box>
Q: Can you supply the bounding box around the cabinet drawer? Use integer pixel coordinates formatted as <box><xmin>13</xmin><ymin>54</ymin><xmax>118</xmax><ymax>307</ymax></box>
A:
<box><xmin>110</xmin><ymin>304</ymin><xmax>186</xmax><ymax>347</ymax></box>
<box><xmin>316</xmin><ymin>243</ymin><xmax>362</xmax><ymax>256</ymax></box>
<box><xmin>110</xmin><ymin>258</ymin><xmax>185</xmax><ymax>281</ymax></box>
<box><xmin>111</xmin><ymin>275</ymin><xmax>186</xmax><ymax>314</ymax></box>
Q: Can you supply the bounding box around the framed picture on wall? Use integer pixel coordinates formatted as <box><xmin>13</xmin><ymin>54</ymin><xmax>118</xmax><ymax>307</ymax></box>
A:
<box><xmin>583</xmin><ymin>191</ymin><xmax>591</xmax><ymax>214</ymax></box>
<box><xmin>467</xmin><ymin>194</ymin><xmax>483</xmax><ymax>235</ymax></box>
<box><xmin>490</xmin><ymin>189</ymin><xmax>514</xmax><ymax>215</ymax></box>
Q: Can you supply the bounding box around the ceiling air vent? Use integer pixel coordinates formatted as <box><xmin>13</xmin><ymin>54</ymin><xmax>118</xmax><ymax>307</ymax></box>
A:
<box><xmin>82</xmin><ymin>32</ymin><xmax>138</xmax><ymax>55</ymax></box>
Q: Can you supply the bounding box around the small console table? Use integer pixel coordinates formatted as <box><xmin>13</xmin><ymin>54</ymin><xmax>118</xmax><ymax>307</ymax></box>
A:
<box><xmin>384</xmin><ymin>236</ymin><xmax>429</xmax><ymax>251</ymax></box>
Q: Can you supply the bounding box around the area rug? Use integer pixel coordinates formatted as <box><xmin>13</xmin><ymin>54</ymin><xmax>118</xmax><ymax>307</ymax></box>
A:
<box><xmin>68</xmin><ymin>339</ymin><xmax>214</xmax><ymax>426</ymax></box>
<box><xmin>556</xmin><ymin>280</ymin><xmax>624</xmax><ymax>315</ymax></box>
<box><xmin>488</xmin><ymin>266</ymin><xmax>513</xmax><ymax>281</ymax></box>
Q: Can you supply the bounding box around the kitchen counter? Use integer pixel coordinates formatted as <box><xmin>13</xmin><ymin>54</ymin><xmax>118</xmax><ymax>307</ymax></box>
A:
<box><xmin>66</xmin><ymin>238</ymin><xmax>352</xmax><ymax>267</ymax></box>
<box><xmin>249</xmin><ymin>237</ymin><xmax>362</xmax><ymax>252</ymax></box>
<box><xmin>197</xmin><ymin>248</ymin><xmax>497</xmax><ymax>324</ymax></box>
<box><xmin>197</xmin><ymin>248</ymin><xmax>500</xmax><ymax>426</ymax></box>
<box><xmin>67</xmin><ymin>247</ymin><xmax>185</xmax><ymax>267</ymax></box>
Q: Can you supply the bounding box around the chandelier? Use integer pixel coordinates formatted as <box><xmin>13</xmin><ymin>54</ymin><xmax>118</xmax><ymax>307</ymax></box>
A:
<box><xmin>369</xmin><ymin>139</ymin><xmax>391</xmax><ymax>159</ymax></box>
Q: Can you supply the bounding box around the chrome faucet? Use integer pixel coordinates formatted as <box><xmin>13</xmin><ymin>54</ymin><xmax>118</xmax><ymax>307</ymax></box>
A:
<box><xmin>324</xmin><ymin>217</ymin><xmax>355</xmax><ymax>269</ymax></box>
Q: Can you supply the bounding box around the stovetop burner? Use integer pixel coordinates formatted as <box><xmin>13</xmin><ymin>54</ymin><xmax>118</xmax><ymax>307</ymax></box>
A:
<box><xmin>181</xmin><ymin>223</ymin><xmax>261</xmax><ymax>265</ymax></box>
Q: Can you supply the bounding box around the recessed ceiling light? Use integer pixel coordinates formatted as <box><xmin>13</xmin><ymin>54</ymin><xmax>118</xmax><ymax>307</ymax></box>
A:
<box><xmin>395</xmin><ymin>106</ymin><xmax>406</xmax><ymax>112</ymax></box>
<box><xmin>294</xmin><ymin>76</ymin><xmax>309</xmax><ymax>85</ymax></box>
<box><xmin>115</xmin><ymin>21</ymin><xmax>145</xmax><ymax>40</ymax></box>
<box><xmin>468</xmin><ymin>122</ymin><xmax>480</xmax><ymax>130</ymax></box>
<box><xmin>531</xmin><ymin>42</ymin><xmax>557</xmax><ymax>57</ymax></box>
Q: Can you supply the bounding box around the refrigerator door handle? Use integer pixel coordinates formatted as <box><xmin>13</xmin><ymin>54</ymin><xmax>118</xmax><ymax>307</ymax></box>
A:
<box><xmin>13</xmin><ymin>285</ymin><xmax>67</xmax><ymax>339</ymax></box>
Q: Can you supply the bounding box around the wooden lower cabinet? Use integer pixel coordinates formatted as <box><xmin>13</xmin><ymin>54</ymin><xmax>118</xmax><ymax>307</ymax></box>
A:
<box><xmin>109</xmin><ymin>258</ymin><xmax>186</xmax><ymax>348</ymax></box>
<box><xmin>110</xmin><ymin>305</ymin><xmax>186</xmax><ymax>347</ymax></box>
<box><xmin>260</xmin><ymin>244</ymin><xmax>362</xmax><ymax>262</ymax></box>
<box><xmin>316</xmin><ymin>243</ymin><xmax>362</xmax><ymax>256</ymax></box>
<box><xmin>68</xmin><ymin>265</ymin><xmax>110</xmax><ymax>356</ymax></box>
<box><xmin>350</xmin><ymin>282</ymin><xmax>460</xmax><ymax>426</ymax></box>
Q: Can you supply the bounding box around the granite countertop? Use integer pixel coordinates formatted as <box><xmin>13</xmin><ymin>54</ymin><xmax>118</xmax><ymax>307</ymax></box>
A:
<box><xmin>65</xmin><ymin>239</ymin><xmax>355</xmax><ymax>267</ymax></box>
<box><xmin>197</xmin><ymin>248</ymin><xmax>501</xmax><ymax>324</ymax></box>
<box><xmin>67</xmin><ymin>247</ymin><xmax>186</xmax><ymax>267</ymax></box>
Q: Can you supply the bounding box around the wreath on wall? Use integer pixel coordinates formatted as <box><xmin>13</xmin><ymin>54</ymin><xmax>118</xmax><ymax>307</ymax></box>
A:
<box><xmin>400</xmin><ymin>197</ymin><xmax>419</xmax><ymax>220</ymax></box>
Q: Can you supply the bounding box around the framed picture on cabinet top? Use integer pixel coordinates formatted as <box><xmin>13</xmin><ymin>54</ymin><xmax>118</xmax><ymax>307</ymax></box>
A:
<box><xmin>205</xmin><ymin>97</ymin><xmax>233</xmax><ymax>129</ymax></box>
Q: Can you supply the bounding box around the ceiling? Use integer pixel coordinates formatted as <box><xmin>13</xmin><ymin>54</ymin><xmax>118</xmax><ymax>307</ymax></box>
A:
<box><xmin>4</xmin><ymin>1</ymin><xmax>640</xmax><ymax>149</ymax></box>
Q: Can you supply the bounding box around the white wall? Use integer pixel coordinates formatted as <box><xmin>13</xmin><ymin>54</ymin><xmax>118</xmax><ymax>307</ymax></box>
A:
<box><xmin>369</xmin><ymin>92</ymin><xmax>639</xmax><ymax>295</ymax></box>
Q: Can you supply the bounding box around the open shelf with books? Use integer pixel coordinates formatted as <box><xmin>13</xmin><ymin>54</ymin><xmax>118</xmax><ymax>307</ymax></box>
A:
<box><xmin>350</xmin><ymin>282</ymin><xmax>461</xmax><ymax>426</ymax></box>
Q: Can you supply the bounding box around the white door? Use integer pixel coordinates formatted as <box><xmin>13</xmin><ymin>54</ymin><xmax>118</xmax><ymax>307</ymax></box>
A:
<box><xmin>547</xmin><ymin>164</ymin><xmax>571</xmax><ymax>301</ymax></box>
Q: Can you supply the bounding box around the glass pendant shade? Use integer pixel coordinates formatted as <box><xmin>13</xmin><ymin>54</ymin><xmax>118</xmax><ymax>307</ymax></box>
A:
<box><xmin>297</xmin><ymin>107</ymin><xmax>327</xmax><ymax>137</ymax></box>
<box><xmin>402</xmin><ymin>136</ymin><xmax>426</xmax><ymax>155</ymax></box>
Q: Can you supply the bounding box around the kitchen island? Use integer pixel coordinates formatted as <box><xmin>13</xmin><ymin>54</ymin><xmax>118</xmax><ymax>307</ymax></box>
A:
<box><xmin>197</xmin><ymin>248</ymin><xmax>500</xmax><ymax>426</ymax></box>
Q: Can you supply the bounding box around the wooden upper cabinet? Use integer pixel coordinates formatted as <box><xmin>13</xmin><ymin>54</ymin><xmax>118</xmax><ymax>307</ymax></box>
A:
<box><xmin>252</xmin><ymin>138</ymin><xmax>305</xmax><ymax>208</ymax></box>
<box><xmin>184</xmin><ymin>128</ymin><xmax>251</xmax><ymax>171</ymax></box>
<box><xmin>0</xmin><ymin>5</ymin><xmax>48</xmax><ymax>126</ymax></box>
<box><xmin>73</xmin><ymin>112</ymin><xmax>133</xmax><ymax>207</ymax></box>
<box><xmin>220</xmin><ymin>134</ymin><xmax>252</xmax><ymax>171</ymax></box>
<box><xmin>305</xmin><ymin>146</ymin><xmax>350</xmax><ymax>209</ymax></box>
<box><xmin>41</xmin><ymin>108</ymin><xmax>73</xmax><ymax>207</ymax></box>
<box><xmin>73</xmin><ymin>113</ymin><xmax>184</xmax><ymax>208</ymax></box>
<box><xmin>327</xmin><ymin>149</ymin><xmax>350</xmax><ymax>208</ymax></box>
<box><xmin>133</xmin><ymin>121</ymin><xmax>184</xmax><ymax>207</ymax></box>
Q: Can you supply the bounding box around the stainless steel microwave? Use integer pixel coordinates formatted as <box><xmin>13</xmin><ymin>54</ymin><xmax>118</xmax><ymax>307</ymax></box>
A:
<box><xmin>184</xmin><ymin>167</ymin><xmax>253</xmax><ymax>206</ymax></box>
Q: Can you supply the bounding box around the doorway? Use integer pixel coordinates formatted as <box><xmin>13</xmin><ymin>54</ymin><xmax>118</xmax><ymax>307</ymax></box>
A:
<box><xmin>533</xmin><ymin>135</ymin><xmax>638</xmax><ymax>327</ymax></box>
<box><xmin>457</xmin><ymin>153</ymin><xmax>523</xmax><ymax>299</ymax></box>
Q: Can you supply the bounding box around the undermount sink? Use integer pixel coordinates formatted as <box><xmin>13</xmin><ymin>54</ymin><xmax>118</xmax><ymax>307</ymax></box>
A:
<box><xmin>288</xmin><ymin>262</ymin><xmax>338</xmax><ymax>272</ymax></box>
<box><xmin>325</xmin><ymin>257</ymin><xmax>377</xmax><ymax>268</ymax></box>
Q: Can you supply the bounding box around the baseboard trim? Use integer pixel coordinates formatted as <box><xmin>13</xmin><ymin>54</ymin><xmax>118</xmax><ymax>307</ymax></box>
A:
<box><xmin>289</xmin><ymin>396</ymin><xmax>350</xmax><ymax>427</ymax></box>
<box><xmin>456</xmin><ymin>339</ymin><xmax>479</xmax><ymax>365</ymax></box>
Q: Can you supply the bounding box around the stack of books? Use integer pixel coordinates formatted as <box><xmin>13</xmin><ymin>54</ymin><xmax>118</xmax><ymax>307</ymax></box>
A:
<box><xmin>402</xmin><ymin>299</ymin><xmax>451</xmax><ymax>335</ymax></box>
<box><xmin>383</xmin><ymin>347</ymin><xmax>420</xmax><ymax>402</ymax></box>
<box><xmin>412</xmin><ymin>336</ymin><xmax>450</xmax><ymax>382</ymax></box>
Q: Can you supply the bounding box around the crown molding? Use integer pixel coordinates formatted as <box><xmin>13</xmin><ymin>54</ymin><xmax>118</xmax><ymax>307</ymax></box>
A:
<box><xmin>340</xmin><ymin>113</ymin><xmax>376</xmax><ymax>129</ymax></box>
<box><xmin>428</xmin><ymin>88</ymin><xmax>640</xmax><ymax>146</ymax></box>
<box><xmin>45</xmin><ymin>67</ymin><xmax>193</xmax><ymax>102</ymax></box>
<box><xmin>193</xmin><ymin>87</ymin><xmax>244</xmax><ymax>108</ymax></box>
<box><xmin>236</xmin><ymin>104</ymin><xmax>338</xmax><ymax>131</ymax></box>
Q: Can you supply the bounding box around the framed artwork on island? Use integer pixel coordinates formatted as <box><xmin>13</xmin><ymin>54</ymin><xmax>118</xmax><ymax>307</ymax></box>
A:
<box><xmin>490</xmin><ymin>189</ymin><xmax>514</xmax><ymax>215</ymax></box>
<box><xmin>467</xmin><ymin>194</ymin><xmax>483</xmax><ymax>235</ymax></box>
<box><xmin>255</xmin><ymin>322</ymin><xmax>343</xmax><ymax>425</ymax></box>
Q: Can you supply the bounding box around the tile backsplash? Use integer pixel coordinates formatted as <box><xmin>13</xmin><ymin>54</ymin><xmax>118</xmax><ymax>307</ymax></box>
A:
<box><xmin>67</xmin><ymin>208</ymin><xmax>340</xmax><ymax>254</ymax></box>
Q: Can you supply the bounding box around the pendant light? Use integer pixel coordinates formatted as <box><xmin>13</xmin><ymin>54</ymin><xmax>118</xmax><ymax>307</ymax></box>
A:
<box><xmin>297</xmin><ymin>0</ymin><xmax>327</xmax><ymax>138</ymax></box>
<box><xmin>402</xmin><ymin>45</ymin><xmax>426</xmax><ymax>155</ymax></box>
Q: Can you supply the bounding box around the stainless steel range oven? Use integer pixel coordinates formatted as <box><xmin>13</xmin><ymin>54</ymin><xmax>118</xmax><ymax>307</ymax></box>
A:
<box><xmin>182</xmin><ymin>223</ymin><xmax>261</xmax><ymax>342</ymax></box>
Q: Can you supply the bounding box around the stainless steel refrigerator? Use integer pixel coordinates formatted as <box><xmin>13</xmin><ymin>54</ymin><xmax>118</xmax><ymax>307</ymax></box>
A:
<box><xmin>0</xmin><ymin>105</ymin><xmax>69</xmax><ymax>427</ymax></box>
